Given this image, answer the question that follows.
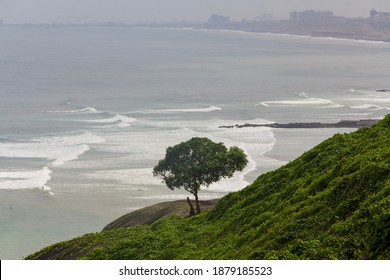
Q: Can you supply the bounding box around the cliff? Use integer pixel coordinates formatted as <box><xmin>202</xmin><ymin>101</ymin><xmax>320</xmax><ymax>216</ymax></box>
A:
<box><xmin>26</xmin><ymin>115</ymin><xmax>390</xmax><ymax>260</ymax></box>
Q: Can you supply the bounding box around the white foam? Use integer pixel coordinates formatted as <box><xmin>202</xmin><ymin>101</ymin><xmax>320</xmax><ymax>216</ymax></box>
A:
<box><xmin>318</xmin><ymin>103</ymin><xmax>346</xmax><ymax>109</ymax></box>
<box><xmin>0</xmin><ymin>167</ymin><xmax>52</xmax><ymax>191</ymax></box>
<box><xmin>48</xmin><ymin>107</ymin><xmax>98</xmax><ymax>113</ymax></box>
<box><xmin>258</xmin><ymin>97</ymin><xmax>338</xmax><ymax>107</ymax></box>
<box><xmin>130</xmin><ymin>106</ymin><xmax>222</xmax><ymax>114</ymax></box>
<box><xmin>347</xmin><ymin>89</ymin><xmax>390</xmax><ymax>99</ymax></box>
<box><xmin>84</xmin><ymin>168</ymin><xmax>162</xmax><ymax>186</ymax></box>
<box><xmin>97</xmin><ymin>132</ymin><xmax>198</xmax><ymax>164</ymax></box>
<box><xmin>51</xmin><ymin>144</ymin><xmax>90</xmax><ymax>166</ymax></box>
<box><xmin>156</xmin><ymin>106</ymin><xmax>222</xmax><ymax>113</ymax></box>
<box><xmin>326</xmin><ymin>113</ymin><xmax>372</xmax><ymax>117</ymax></box>
<box><xmin>345</xmin><ymin>90</ymin><xmax>390</xmax><ymax>110</ymax></box>
<box><xmin>72</xmin><ymin>107</ymin><xmax>98</xmax><ymax>113</ymax></box>
<box><xmin>86</xmin><ymin>114</ymin><xmax>137</xmax><ymax>124</ymax></box>
<box><xmin>88</xmin><ymin>122</ymin><xmax>132</xmax><ymax>129</ymax></box>
<box><xmin>352</xmin><ymin>97</ymin><xmax>390</xmax><ymax>104</ymax></box>
<box><xmin>37</xmin><ymin>131</ymin><xmax>105</xmax><ymax>146</ymax></box>
<box><xmin>0</xmin><ymin>132</ymin><xmax>105</xmax><ymax>167</ymax></box>
<box><xmin>49</xmin><ymin>106</ymin><xmax>137</xmax><ymax>128</ymax></box>
<box><xmin>350</xmin><ymin>104</ymin><xmax>390</xmax><ymax>111</ymax></box>
<box><xmin>0</xmin><ymin>132</ymin><xmax>104</xmax><ymax>192</ymax></box>
<box><xmin>351</xmin><ymin>104</ymin><xmax>378</xmax><ymax>109</ymax></box>
<box><xmin>298</xmin><ymin>92</ymin><xmax>308</xmax><ymax>98</ymax></box>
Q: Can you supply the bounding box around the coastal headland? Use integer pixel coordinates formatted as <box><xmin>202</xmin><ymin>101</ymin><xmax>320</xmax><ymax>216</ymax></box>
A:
<box><xmin>217</xmin><ymin>88</ymin><xmax>386</xmax><ymax>129</ymax></box>
<box><xmin>219</xmin><ymin>119</ymin><xmax>380</xmax><ymax>129</ymax></box>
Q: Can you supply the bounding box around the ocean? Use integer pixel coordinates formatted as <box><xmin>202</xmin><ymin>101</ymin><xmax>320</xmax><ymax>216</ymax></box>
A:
<box><xmin>0</xmin><ymin>27</ymin><xmax>389</xmax><ymax>259</ymax></box>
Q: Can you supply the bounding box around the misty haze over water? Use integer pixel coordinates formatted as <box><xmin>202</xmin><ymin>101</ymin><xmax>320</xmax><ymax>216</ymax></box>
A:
<box><xmin>1</xmin><ymin>4</ymin><xmax>390</xmax><ymax>260</ymax></box>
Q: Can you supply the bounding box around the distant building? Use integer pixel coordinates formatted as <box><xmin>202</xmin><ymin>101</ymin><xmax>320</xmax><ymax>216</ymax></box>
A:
<box><xmin>0</xmin><ymin>19</ymin><xmax>3</xmax><ymax>26</ymax></box>
<box><xmin>253</xmin><ymin>14</ymin><xmax>277</xmax><ymax>21</ymax></box>
<box><xmin>370</xmin><ymin>9</ymin><xmax>390</xmax><ymax>23</ymax></box>
<box><xmin>208</xmin><ymin>14</ymin><xmax>230</xmax><ymax>24</ymax></box>
<box><xmin>289</xmin><ymin>10</ymin><xmax>334</xmax><ymax>22</ymax></box>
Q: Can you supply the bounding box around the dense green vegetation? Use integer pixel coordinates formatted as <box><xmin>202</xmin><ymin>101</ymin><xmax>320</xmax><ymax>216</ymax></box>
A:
<box><xmin>27</xmin><ymin>115</ymin><xmax>390</xmax><ymax>260</ymax></box>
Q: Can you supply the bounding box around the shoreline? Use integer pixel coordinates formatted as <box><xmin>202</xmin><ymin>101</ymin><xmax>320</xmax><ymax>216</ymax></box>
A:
<box><xmin>201</xmin><ymin>18</ymin><xmax>390</xmax><ymax>43</ymax></box>
<box><xmin>197</xmin><ymin>27</ymin><xmax>390</xmax><ymax>45</ymax></box>
<box><xmin>2</xmin><ymin>24</ymin><xmax>390</xmax><ymax>44</ymax></box>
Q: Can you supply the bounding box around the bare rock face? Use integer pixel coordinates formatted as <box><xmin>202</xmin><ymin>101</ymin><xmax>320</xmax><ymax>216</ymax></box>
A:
<box><xmin>219</xmin><ymin>119</ymin><xmax>379</xmax><ymax>129</ymax></box>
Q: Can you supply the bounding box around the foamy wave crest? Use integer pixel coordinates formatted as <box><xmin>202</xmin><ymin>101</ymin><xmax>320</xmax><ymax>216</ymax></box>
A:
<box><xmin>350</xmin><ymin>104</ymin><xmax>390</xmax><ymax>111</ymax></box>
<box><xmin>50</xmin><ymin>105</ymin><xmax>137</xmax><ymax>128</ymax></box>
<box><xmin>0</xmin><ymin>167</ymin><xmax>52</xmax><ymax>191</ymax></box>
<box><xmin>347</xmin><ymin>89</ymin><xmax>390</xmax><ymax>103</ymax></box>
<box><xmin>258</xmin><ymin>97</ymin><xmax>339</xmax><ymax>107</ymax></box>
<box><xmin>157</xmin><ymin>106</ymin><xmax>222</xmax><ymax>113</ymax></box>
<box><xmin>86</xmin><ymin>114</ymin><xmax>136</xmax><ymax>127</ymax></box>
<box><xmin>318</xmin><ymin>103</ymin><xmax>345</xmax><ymax>109</ymax></box>
<box><xmin>298</xmin><ymin>92</ymin><xmax>308</xmax><ymax>98</ymax></box>
<box><xmin>352</xmin><ymin>97</ymin><xmax>390</xmax><ymax>104</ymax></box>
<box><xmin>49</xmin><ymin>107</ymin><xmax>98</xmax><ymax>113</ymax></box>
<box><xmin>71</xmin><ymin>107</ymin><xmax>98</xmax><ymax>113</ymax></box>
<box><xmin>51</xmin><ymin>144</ymin><xmax>90</xmax><ymax>166</ymax></box>
<box><xmin>132</xmin><ymin>106</ymin><xmax>222</xmax><ymax>114</ymax></box>
<box><xmin>0</xmin><ymin>132</ymin><xmax>105</xmax><ymax>167</ymax></box>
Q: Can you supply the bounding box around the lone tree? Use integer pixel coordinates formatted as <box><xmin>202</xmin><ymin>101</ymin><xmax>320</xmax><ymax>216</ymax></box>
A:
<box><xmin>153</xmin><ymin>137</ymin><xmax>248</xmax><ymax>215</ymax></box>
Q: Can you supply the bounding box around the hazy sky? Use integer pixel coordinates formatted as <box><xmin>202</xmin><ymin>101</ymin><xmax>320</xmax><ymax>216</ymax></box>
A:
<box><xmin>1</xmin><ymin>0</ymin><xmax>389</xmax><ymax>24</ymax></box>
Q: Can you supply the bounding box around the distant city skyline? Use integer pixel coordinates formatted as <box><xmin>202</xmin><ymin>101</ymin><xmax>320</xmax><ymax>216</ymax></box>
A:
<box><xmin>0</xmin><ymin>0</ymin><xmax>389</xmax><ymax>24</ymax></box>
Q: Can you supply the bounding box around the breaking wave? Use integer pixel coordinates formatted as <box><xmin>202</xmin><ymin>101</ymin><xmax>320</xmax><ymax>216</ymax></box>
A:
<box><xmin>0</xmin><ymin>167</ymin><xmax>53</xmax><ymax>193</ymax></box>
<box><xmin>258</xmin><ymin>97</ymin><xmax>340</xmax><ymax>107</ymax></box>
<box><xmin>85</xmin><ymin>114</ymin><xmax>137</xmax><ymax>126</ymax></box>
<box><xmin>49</xmin><ymin>105</ymin><xmax>137</xmax><ymax>128</ymax></box>
<box><xmin>0</xmin><ymin>132</ymin><xmax>105</xmax><ymax>191</ymax></box>
<box><xmin>155</xmin><ymin>106</ymin><xmax>222</xmax><ymax>113</ymax></box>
<box><xmin>48</xmin><ymin>107</ymin><xmax>98</xmax><ymax>113</ymax></box>
<box><xmin>350</xmin><ymin>104</ymin><xmax>390</xmax><ymax>111</ymax></box>
<box><xmin>130</xmin><ymin>106</ymin><xmax>222</xmax><ymax>114</ymax></box>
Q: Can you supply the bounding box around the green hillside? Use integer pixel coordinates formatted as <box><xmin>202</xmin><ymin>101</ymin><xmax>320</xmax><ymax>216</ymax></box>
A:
<box><xmin>27</xmin><ymin>115</ymin><xmax>390</xmax><ymax>260</ymax></box>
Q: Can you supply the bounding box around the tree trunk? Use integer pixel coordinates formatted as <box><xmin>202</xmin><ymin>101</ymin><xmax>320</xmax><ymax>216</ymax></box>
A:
<box><xmin>186</xmin><ymin>197</ymin><xmax>195</xmax><ymax>217</ymax></box>
<box><xmin>194</xmin><ymin>192</ymin><xmax>201</xmax><ymax>215</ymax></box>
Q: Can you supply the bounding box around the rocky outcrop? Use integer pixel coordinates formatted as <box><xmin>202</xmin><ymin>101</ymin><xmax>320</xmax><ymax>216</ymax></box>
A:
<box><xmin>103</xmin><ymin>199</ymin><xmax>219</xmax><ymax>231</ymax></box>
<box><xmin>219</xmin><ymin>119</ymin><xmax>379</xmax><ymax>129</ymax></box>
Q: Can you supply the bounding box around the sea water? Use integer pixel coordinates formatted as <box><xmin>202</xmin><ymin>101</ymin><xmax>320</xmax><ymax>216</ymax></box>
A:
<box><xmin>0</xmin><ymin>27</ymin><xmax>390</xmax><ymax>259</ymax></box>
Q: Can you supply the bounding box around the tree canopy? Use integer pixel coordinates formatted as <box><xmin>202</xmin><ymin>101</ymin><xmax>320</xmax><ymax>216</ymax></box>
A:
<box><xmin>153</xmin><ymin>137</ymin><xmax>248</xmax><ymax>215</ymax></box>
